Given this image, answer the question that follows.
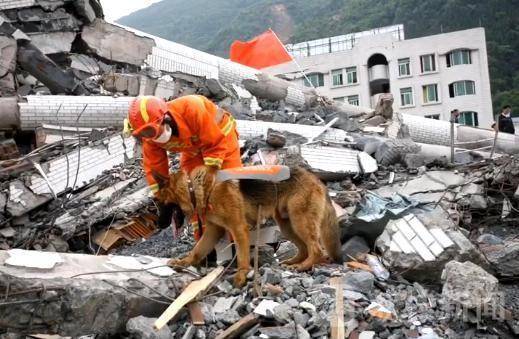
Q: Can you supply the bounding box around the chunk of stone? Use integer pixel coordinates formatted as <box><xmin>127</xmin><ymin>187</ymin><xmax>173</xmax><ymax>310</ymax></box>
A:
<box><xmin>259</xmin><ymin>323</ymin><xmax>298</xmax><ymax>339</ymax></box>
<box><xmin>213</xmin><ymin>296</ymin><xmax>238</xmax><ymax>314</ymax></box>
<box><xmin>341</xmin><ymin>236</ymin><xmax>370</xmax><ymax>260</ymax></box>
<box><xmin>262</xmin><ymin>267</ymin><xmax>282</xmax><ymax>285</ymax></box>
<box><xmin>441</xmin><ymin>261</ymin><xmax>499</xmax><ymax>309</ymax></box>
<box><xmin>215</xmin><ymin>309</ymin><xmax>241</xmax><ymax>325</ymax></box>
<box><xmin>272</xmin><ymin>304</ymin><xmax>293</xmax><ymax>324</ymax></box>
<box><xmin>82</xmin><ymin>20</ymin><xmax>155</xmax><ymax>66</ymax></box>
<box><xmin>266</xmin><ymin>129</ymin><xmax>287</xmax><ymax>148</ymax></box>
<box><xmin>342</xmin><ymin>271</ymin><xmax>375</xmax><ymax>294</ymax></box>
<box><xmin>275</xmin><ymin>241</ymin><xmax>297</xmax><ymax>262</ymax></box>
<box><xmin>126</xmin><ymin>316</ymin><xmax>172</xmax><ymax>339</ymax></box>
<box><xmin>298</xmin><ymin>301</ymin><xmax>316</xmax><ymax>313</ymax></box>
<box><xmin>479</xmin><ymin>239</ymin><xmax>519</xmax><ymax>277</ymax></box>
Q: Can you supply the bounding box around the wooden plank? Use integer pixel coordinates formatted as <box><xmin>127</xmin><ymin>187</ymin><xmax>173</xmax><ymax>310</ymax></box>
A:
<box><xmin>154</xmin><ymin>266</ymin><xmax>224</xmax><ymax>330</ymax></box>
<box><xmin>214</xmin><ymin>313</ymin><xmax>260</xmax><ymax>339</ymax></box>
<box><xmin>188</xmin><ymin>301</ymin><xmax>205</xmax><ymax>325</ymax></box>
<box><xmin>330</xmin><ymin>277</ymin><xmax>345</xmax><ymax>339</ymax></box>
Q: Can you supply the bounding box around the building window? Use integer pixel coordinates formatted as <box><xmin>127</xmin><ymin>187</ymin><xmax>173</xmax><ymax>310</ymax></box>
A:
<box><xmin>420</xmin><ymin>54</ymin><xmax>436</xmax><ymax>73</ymax></box>
<box><xmin>398</xmin><ymin>58</ymin><xmax>411</xmax><ymax>76</ymax></box>
<box><xmin>333</xmin><ymin>97</ymin><xmax>345</xmax><ymax>102</ymax></box>
<box><xmin>447</xmin><ymin>49</ymin><xmax>471</xmax><ymax>67</ymax></box>
<box><xmin>346</xmin><ymin>67</ymin><xmax>358</xmax><ymax>84</ymax></box>
<box><xmin>400</xmin><ymin>87</ymin><xmax>414</xmax><ymax>106</ymax></box>
<box><xmin>425</xmin><ymin>114</ymin><xmax>440</xmax><ymax>120</ymax></box>
<box><xmin>331</xmin><ymin>69</ymin><xmax>343</xmax><ymax>86</ymax></box>
<box><xmin>459</xmin><ymin>111</ymin><xmax>479</xmax><ymax>127</ymax></box>
<box><xmin>304</xmin><ymin>73</ymin><xmax>324</xmax><ymax>87</ymax></box>
<box><xmin>449</xmin><ymin>80</ymin><xmax>476</xmax><ymax>97</ymax></box>
<box><xmin>347</xmin><ymin>95</ymin><xmax>359</xmax><ymax>106</ymax></box>
<box><xmin>422</xmin><ymin>84</ymin><xmax>439</xmax><ymax>103</ymax></box>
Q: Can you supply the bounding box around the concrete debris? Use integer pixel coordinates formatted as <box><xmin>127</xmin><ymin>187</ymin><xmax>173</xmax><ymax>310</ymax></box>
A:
<box><xmin>441</xmin><ymin>261</ymin><xmax>499</xmax><ymax>309</ymax></box>
<box><xmin>0</xmin><ymin>250</ymin><xmax>185</xmax><ymax>336</ymax></box>
<box><xmin>126</xmin><ymin>316</ymin><xmax>173</xmax><ymax>339</ymax></box>
<box><xmin>376</xmin><ymin>208</ymin><xmax>488</xmax><ymax>282</ymax></box>
<box><xmin>82</xmin><ymin>19</ymin><xmax>156</xmax><ymax>66</ymax></box>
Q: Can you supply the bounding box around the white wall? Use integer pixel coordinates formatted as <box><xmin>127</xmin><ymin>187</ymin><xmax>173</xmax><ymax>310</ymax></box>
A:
<box><xmin>266</xmin><ymin>27</ymin><xmax>494</xmax><ymax>128</ymax></box>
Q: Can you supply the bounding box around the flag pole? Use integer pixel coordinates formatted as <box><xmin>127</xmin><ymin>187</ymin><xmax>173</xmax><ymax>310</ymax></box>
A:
<box><xmin>269</xmin><ymin>28</ymin><xmax>318</xmax><ymax>91</ymax></box>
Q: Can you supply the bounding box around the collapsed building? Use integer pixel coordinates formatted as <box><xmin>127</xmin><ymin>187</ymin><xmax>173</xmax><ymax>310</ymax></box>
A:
<box><xmin>0</xmin><ymin>1</ymin><xmax>518</xmax><ymax>338</ymax></box>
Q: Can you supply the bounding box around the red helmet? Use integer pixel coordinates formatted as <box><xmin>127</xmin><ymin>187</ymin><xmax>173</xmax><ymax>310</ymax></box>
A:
<box><xmin>127</xmin><ymin>96</ymin><xmax>169</xmax><ymax>139</ymax></box>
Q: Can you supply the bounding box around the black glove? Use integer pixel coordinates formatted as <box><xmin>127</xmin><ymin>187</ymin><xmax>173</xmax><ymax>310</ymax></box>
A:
<box><xmin>157</xmin><ymin>203</ymin><xmax>185</xmax><ymax>230</ymax></box>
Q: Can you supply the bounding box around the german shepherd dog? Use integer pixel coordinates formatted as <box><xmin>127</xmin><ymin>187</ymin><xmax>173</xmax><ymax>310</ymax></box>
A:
<box><xmin>154</xmin><ymin>166</ymin><xmax>342</xmax><ymax>287</ymax></box>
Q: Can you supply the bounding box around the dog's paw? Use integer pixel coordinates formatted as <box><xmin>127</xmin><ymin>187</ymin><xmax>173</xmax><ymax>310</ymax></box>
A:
<box><xmin>233</xmin><ymin>271</ymin><xmax>248</xmax><ymax>287</ymax></box>
<box><xmin>167</xmin><ymin>257</ymin><xmax>190</xmax><ymax>268</ymax></box>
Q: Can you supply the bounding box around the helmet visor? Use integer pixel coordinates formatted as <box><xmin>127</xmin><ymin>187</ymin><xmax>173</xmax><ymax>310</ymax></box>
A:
<box><xmin>132</xmin><ymin>121</ymin><xmax>163</xmax><ymax>140</ymax></box>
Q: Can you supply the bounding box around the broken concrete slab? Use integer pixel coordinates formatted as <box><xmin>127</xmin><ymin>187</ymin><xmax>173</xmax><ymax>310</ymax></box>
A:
<box><xmin>102</xmin><ymin>73</ymin><xmax>140</xmax><ymax>96</ymax></box>
<box><xmin>478</xmin><ymin>238</ymin><xmax>519</xmax><ymax>277</ymax></box>
<box><xmin>441</xmin><ymin>260</ymin><xmax>499</xmax><ymax>310</ymax></box>
<box><xmin>376</xmin><ymin>207</ymin><xmax>489</xmax><ymax>282</ymax></box>
<box><xmin>374</xmin><ymin>171</ymin><xmax>467</xmax><ymax>202</ymax></box>
<box><xmin>0</xmin><ymin>36</ymin><xmax>17</xmax><ymax>77</ymax></box>
<box><xmin>0</xmin><ymin>250</ymin><xmax>187</xmax><ymax>336</ymax></box>
<box><xmin>69</xmin><ymin>54</ymin><xmax>100</xmax><ymax>75</ymax></box>
<box><xmin>29</xmin><ymin>32</ymin><xmax>75</xmax><ymax>55</ymax></box>
<box><xmin>82</xmin><ymin>19</ymin><xmax>155</xmax><ymax>66</ymax></box>
<box><xmin>6</xmin><ymin>180</ymin><xmax>49</xmax><ymax>217</ymax></box>
<box><xmin>126</xmin><ymin>316</ymin><xmax>172</xmax><ymax>339</ymax></box>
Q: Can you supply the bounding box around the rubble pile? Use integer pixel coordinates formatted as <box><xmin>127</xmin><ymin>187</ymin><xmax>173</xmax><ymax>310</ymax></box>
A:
<box><xmin>0</xmin><ymin>1</ymin><xmax>518</xmax><ymax>338</ymax></box>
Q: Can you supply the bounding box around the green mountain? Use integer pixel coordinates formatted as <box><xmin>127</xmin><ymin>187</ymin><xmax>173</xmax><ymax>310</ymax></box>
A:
<box><xmin>118</xmin><ymin>0</ymin><xmax>519</xmax><ymax>112</ymax></box>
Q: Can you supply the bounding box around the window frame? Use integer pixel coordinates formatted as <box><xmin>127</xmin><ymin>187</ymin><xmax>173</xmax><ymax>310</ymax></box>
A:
<box><xmin>447</xmin><ymin>49</ymin><xmax>472</xmax><ymax>67</ymax></box>
<box><xmin>425</xmin><ymin>114</ymin><xmax>441</xmax><ymax>120</ymax></box>
<box><xmin>400</xmin><ymin>87</ymin><xmax>414</xmax><ymax>107</ymax></box>
<box><xmin>450</xmin><ymin>80</ymin><xmax>476</xmax><ymax>97</ymax></box>
<box><xmin>331</xmin><ymin>69</ymin><xmax>344</xmax><ymax>87</ymax></box>
<box><xmin>346</xmin><ymin>66</ymin><xmax>358</xmax><ymax>84</ymax></box>
<box><xmin>420</xmin><ymin>54</ymin><xmax>437</xmax><ymax>73</ymax></box>
<box><xmin>398</xmin><ymin>58</ymin><xmax>411</xmax><ymax>77</ymax></box>
<box><xmin>459</xmin><ymin>111</ymin><xmax>479</xmax><ymax>127</ymax></box>
<box><xmin>304</xmin><ymin>73</ymin><xmax>325</xmax><ymax>87</ymax></box>
<box><xmin>422</xmin><ymin>84</ymin><xmax>439</xmax><ymax>104</ymax></box>
<box><xmin>347</xmin><ymin>95</ymin><xmax>359</xmax><ymax>106</ymax></box>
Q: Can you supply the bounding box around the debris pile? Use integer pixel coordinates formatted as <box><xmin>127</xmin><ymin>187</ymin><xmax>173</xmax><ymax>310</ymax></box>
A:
<box><xmin>0</xmin><ymin>1</ymin><xmax>518</xmax><ymax>338</ymax></box>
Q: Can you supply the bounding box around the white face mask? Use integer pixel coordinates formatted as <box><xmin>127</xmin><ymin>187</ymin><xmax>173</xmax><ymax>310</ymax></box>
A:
<box><xmin>153</xmin><ymin>124</ymin><xmax>172</xmax><ymax>144</ymax></box>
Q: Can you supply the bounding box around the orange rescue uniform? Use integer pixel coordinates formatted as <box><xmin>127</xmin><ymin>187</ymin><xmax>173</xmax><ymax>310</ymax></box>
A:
<box><xmin>142</xmin><ymin>95</ymin><xmax>242</xmax><ymax>194</ymax></box>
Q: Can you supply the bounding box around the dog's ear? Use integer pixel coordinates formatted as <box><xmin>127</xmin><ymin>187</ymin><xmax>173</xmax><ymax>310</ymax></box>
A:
<box><xmin>151</xmin><ymin>170</ymin><xmax>169</xmax><ymax>189</ymax></box>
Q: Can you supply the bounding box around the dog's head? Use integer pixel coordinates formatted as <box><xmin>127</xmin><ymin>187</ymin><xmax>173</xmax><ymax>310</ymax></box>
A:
<box><xmin>152</xmin><ymin>170</ymin><xmax>195</xmax><ymax>218</ymax></box>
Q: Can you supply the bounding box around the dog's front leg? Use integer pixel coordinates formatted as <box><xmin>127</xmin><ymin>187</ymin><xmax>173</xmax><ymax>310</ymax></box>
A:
<box><xmin>229</xmin><ymin>226</ymin><xmax>250</xmax><ymax>287</ymax></box>
<box><xmin>168</xmin><ymin>224</ymin><xmax>225</xmax><ymax>268</ymax></box>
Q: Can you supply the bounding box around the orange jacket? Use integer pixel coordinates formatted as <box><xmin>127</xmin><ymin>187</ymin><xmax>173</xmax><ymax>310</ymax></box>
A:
<box><xmin>142</xmin><ymin>95</ymin><xmax>241</xmax><ymax>193</ymax></box>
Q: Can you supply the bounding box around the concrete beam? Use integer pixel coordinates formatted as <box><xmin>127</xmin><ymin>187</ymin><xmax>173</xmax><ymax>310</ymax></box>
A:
<box><xmin>0</xmin><ymin>249</ymin><xmax>189</xmax><ymax>336</ymax></box>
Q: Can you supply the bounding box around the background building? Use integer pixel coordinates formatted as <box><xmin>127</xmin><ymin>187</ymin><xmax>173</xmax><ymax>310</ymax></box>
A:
<box><xmin>265</xmin><ymin>25</ymin><xmax>494</xmax><ymax>128</ymax></box>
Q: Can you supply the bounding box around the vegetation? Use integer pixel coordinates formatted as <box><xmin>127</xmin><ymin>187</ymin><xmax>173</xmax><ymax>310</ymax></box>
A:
<box><xmin>118</xmin><ymin>0</ymin><xmax>519</xmax><ymax>114</ymax></box>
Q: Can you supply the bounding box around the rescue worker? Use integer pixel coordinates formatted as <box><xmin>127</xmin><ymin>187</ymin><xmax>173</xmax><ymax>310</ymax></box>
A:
<box><xmin>126</xmin><ymin>95</ymin><xmax>243</xmax><ymax>237</ymax></box>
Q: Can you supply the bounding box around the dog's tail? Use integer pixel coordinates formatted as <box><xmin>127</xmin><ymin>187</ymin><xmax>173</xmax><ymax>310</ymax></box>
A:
<box><xmin>321</xmin><ymin>194</ymin><xmax>343</xmax><ymax>263</ymax></box>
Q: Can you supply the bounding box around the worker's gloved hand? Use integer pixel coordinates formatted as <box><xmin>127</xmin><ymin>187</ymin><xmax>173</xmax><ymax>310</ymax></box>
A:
<box><xmin>157</xmin><ymin>202</ymin><xmax>185</xmax><ymax>229</ymax></box>
<box><xmin>191</xmin><ymin>165</ymin><xmax>218</xmax><ymax>211</ymax></box>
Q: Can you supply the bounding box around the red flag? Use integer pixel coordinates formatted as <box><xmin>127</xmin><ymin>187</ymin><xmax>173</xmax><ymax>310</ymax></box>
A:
<box><xmin>230</xmin><ymin>29</ymin><xmax>293</xmax><ymax>69</ymax></box>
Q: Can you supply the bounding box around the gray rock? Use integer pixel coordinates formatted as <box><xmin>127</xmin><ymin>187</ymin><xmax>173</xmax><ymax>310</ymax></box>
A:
<box><xmin>262</xmin><ymin>267</ymin><xmax>282</xmax><ymax>285</ymax></box>
<box><xmin>296</xmin><ymin>324</ymin><xmax>311</xmax><ymax>339</ymax></box>
<box><xmin>258</xmin><ymin>245</ymin><xmax>276</xmax><ymax>266</ymax></box>
<box><xmin>272</xmin><ymin>304</ymin><xmax>293</xmax><ymax>324</ymax></box>
<box><xmin>126</xmin><ymin>316</ymin><xmax>172</xmax><ymax>339</ymax></box>
<box><xmin>441</xmin><ymin>261</ymin><xmax>499</xmax><ymax>309</ymax></box>
<box><xmin>275</xmin><ymin>241</ymin><xmax>298</xmax><ymax>262</ymax></box>
<box><xmin>477</xmin><ymin>234</ymin><xmax>504</xmax><ymax>245</ymax></box>
<box><xmin>341</xmin><ymin>235</ymin><xmax>370</xmax><ymax>261</ymax></box>
<box><xmin>479</xmin><ymin>240</ymin><xmax>519</xmax><ymax>277</ymax></box>
<box><xmin>342</xmin><ymin>270</ymin><xmax>375</xmax><ymax>294</ymax></box>
<box><xmin>266</xmin><ymin>129</ymin><xmax>287</xmax><ymax>148</ymax></box>
<box><xmin>286</xmin><ymin>298</ymin><xmax>299</xmax><ymax>308</ymax></box>
<box><xmin>310</xmin><ymin>292</ymin><xmax>331</xmax><ymax>308</ymax></box>
<box><xmin>215</xmin><ymin>309</ymin><xmax>241</xmax><ymax>325</ymax></box>
<box><xmin>293</xmin><ymin>310</ymin><xmax>309</xmax><ymax>327</ymax></box>
<box><xmin>259</xmin><ymin>323</ymin><xmax>298</xmax><ymax>339</ymax></box>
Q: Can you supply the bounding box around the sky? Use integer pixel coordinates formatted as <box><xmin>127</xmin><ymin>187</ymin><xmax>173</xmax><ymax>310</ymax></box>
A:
<box><xmin>100</xmin><ymin>0</ymin><xmax>163</xmax><ymax>22</ymax></box>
